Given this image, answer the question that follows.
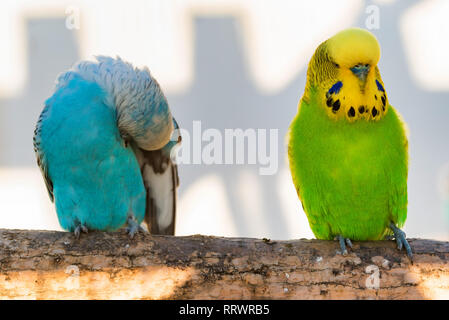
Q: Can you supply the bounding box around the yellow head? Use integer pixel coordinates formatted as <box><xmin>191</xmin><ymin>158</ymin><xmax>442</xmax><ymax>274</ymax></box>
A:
<box><xmin>327</xmin><ymin>28</ymin><xmax>380</xmax><ymax>70</ymax></box>
<box><xmin>305</xmin><ymin>28</ymin><xmax>388</xmax><ymax>122</ymax></box>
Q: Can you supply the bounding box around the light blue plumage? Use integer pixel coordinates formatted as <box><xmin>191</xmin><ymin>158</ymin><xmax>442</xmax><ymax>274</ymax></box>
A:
<box><xmin>34</xmin><ymin>56</ymin><xmax>178</xmax><ymax>237</ymax></box>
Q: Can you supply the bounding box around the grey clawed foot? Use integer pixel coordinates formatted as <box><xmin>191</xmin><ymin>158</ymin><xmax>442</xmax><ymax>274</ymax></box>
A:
<box><xmin>336</xmin><ymin>235</ymin><xmax>352</xmax><ymax>255</ymax></box>
<box><xmin>74</xmin><ymin>225</ymin><xmax>88</xmax><ymax>239</ymax></box>
<box><xmin>389</xmin><ymin>222</ymin><xmax>413</xmax><ymax>260</ymax></box>
<box><xmin>345</xmin><ymin>238</ymin><xmax>353</xmax><ymax>249</ymax></box>
<box><xmin>126</xmin><ymin>216</ymin><xmax>146</xmax><ymax>239</ymax></box>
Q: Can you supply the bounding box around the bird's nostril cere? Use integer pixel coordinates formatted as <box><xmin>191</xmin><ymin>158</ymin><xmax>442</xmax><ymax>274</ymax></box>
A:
<box><xmin>350</xmin><ymin>64</ymin><xmax>370</xmax><ymax>81</ymax></box>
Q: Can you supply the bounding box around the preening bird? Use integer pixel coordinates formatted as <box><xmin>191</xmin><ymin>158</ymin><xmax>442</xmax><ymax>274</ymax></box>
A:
<box><xmin>287</xmin><ymin>28</ymin><xmax>412</xmax><ymax>258</ymax></box>
<box><xmin>33</xmin><ymin>56</ymin><xmax>181</xmax><ymax>238</ymax></box>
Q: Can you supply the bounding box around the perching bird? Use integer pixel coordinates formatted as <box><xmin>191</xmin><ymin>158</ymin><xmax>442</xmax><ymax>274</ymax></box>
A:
<box><xmin>33</xmin><ymin>56</ymin><xmax>181</xmax><ymax>238</ymax></box>
<box><xmin>287</xmin><ymin>28</ymin><xmax>412</xmax><ymax>258</ymax></box>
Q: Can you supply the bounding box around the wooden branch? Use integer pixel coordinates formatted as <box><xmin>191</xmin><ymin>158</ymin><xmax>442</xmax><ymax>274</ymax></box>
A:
<box><xmin>0</xmin><ymin>229</ymin><xmax>448</xmax><ymax>299</ymax></box>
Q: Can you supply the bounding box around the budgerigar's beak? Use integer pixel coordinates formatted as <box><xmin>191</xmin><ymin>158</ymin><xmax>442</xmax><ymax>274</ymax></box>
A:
<box><xmin>350</xmin><ymin>64</ymin><xmax>370</xmax><ymax>83</ymax></box>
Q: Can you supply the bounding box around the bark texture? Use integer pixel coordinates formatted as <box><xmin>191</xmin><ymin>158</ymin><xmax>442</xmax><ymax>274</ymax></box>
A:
<box><xmin>0</xmin><ymin>229</ymin><xmax>448</xmax><ymax>299</ymax></box>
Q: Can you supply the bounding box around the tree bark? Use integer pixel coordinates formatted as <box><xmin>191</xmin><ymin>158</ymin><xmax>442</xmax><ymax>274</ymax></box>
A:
<box><xmin>0</xmin><ymin>229</ymin><xmax>448</xmax><ymax>299</ymax></box>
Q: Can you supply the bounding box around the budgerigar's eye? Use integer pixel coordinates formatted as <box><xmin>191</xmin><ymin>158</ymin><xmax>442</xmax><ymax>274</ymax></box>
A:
<box><xmin>334</xmin><ymin>63</ymin><xmax>340</xmax><ymax>68</ymax></box>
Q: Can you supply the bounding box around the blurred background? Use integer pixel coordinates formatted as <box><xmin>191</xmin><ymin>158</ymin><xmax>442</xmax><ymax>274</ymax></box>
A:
<box><xmin>0</xmin><ymin>0</ymin><xmax>448</xmax><ymax>240</ymax></box>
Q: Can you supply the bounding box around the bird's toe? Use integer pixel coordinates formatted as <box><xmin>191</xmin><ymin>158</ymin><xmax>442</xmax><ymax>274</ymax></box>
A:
<box><xmin>389</xmin><ymin>223</ymin><xmax>413</xmax><ymax>260</ymax></box>
<box><xmin>126</xmin><ymin>216</ymin><xmax>146</xmax><ymax>239</ymax></box>
<box><xmin>74</xmin><ymin>224</ymin><xmax>88</xmax><ymax>239</ymax></box>
<box><xmin>336</xmin><ymin>235</ymin><xmax>352</xmax><ymax>255</ymax></box>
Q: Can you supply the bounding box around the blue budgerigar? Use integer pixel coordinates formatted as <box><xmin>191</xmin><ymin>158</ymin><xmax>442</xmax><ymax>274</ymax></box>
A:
<box><xmin>33</xmin><ymin>56</ymin><xmax>181</xmax><ymax>238</ymax></box>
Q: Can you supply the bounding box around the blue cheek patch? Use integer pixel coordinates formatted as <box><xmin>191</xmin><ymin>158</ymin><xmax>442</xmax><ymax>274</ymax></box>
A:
<box><xmin>375</xmin><ymin>79</ymin><xmax>385</xmax><ymax>92</ymax></box>
<box><xmin>327</xmin><ymin>81</ymin><xmax>343</xmax><ymax>95</ymax></box>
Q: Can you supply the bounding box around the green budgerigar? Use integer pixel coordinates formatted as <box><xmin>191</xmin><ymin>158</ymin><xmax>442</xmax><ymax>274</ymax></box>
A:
<box><xmin>287</xmin><ymin>28</ymin><xmax>412</xmax><ymax>258</ymax></box>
